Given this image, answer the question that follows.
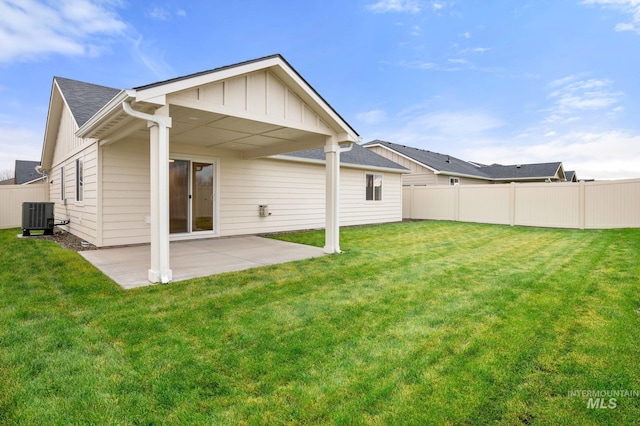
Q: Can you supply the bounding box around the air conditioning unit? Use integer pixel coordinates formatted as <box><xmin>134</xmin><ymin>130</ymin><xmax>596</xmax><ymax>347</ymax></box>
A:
<box><xmin>22</xmin><ymin>202</ymin><xmax>55</xmax><ymax>236</ymax></box>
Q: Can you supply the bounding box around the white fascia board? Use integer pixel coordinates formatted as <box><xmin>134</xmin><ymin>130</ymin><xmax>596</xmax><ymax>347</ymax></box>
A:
<box><xmin>268</xmin><ymin>154</ymin><xmax>407</xmax><ymax>174</ymax></box>
<box><xmin>41</xmin><ymin>81</ymin><xmax>64</xmax><ymax>170</ymax></box>
<box><xmin>366</xmin><ymin>143</ymin><xmax>439</xmax><ymax>173</ymax></box>
<box><xmin>22</xmin><ymin>176</ymin><xmax>46</xmax><ymax>185</ymax></box>
<box><xmin>75</xmin><ymin>90</ymin><xmax>133</xmax><ymax>138</ymax></box>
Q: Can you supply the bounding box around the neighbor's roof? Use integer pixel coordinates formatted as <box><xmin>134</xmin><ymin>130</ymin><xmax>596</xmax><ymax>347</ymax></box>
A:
<box><xmin>15</xmin><ymin>160</ymin><xmax>43</xmax><ymax>184</ymax></box>
<box><xmin>283</xmin><ymin>143</ymin><xmax>408</xmax><ymax>171</ymax></box>
<box><xmin>364</xmin><ymin>140</ymin><xmax>492</xmax><ymax>178</ymax></box>
<box><xmin>54</xmin><ymin>77</ymin><xmax>122</xmax><ymax>127</ymax></box>
<box><xmin>364</xmin><ymin>140</ymin><xmax>563</xmax><ymax>180</ymax></box>
<box><xmin>479</xmin><ymin>162</ymin><xmax>563</xmax><ymax>180</ymax></box>
<box><xmin>565</xmin><ymin>171</ymin><xmax>576</xmax><ymax>182</ymax></box>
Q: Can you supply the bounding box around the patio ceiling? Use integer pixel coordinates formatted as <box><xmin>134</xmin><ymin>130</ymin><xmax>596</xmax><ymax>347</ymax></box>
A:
<box><xmin>96</xmin><ymin>102</ymin><xmax>328</xmax><ymax>158</ymax></box>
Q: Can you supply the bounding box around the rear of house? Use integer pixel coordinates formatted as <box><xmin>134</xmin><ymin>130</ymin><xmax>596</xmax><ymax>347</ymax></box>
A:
<box><xmin>41</xmin><ymin>55</ymin><xmax>406</xmax><ymax>252</ymax></box>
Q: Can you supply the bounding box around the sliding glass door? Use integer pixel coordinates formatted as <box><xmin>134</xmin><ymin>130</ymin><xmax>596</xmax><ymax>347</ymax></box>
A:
<box><xmin>169</xmin><ymin>159</ymin><xmax>216</xmax><ymax>235</ymax></box>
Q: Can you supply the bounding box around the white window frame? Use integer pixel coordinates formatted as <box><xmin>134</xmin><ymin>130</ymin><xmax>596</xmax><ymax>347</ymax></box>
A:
<box><xmin>365</xmin><ymin>172</ymin><xmax>383</xmax><ymax>202</ymax></box>
<box><xmin>75</xmin><ymin>157</ymin><xmax>84</xmax><ymax>203</ymax></box>
<box><xmin>60</xmin><ymin>166</ymin><xmax>65</xmax><ymax>201</ymax></box>
<box><xmin>450</xmin><ymin>177</ymin><xmax>460</xmax><ymax>186</ymax></box>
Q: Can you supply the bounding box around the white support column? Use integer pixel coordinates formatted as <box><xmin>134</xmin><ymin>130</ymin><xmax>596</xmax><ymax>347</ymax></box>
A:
<box><xmin>324</xmin><ymin>137</ymin><xmax>354</xmax><ymax>254</ymax></box>
<box><xmin>147</xmin><ymin>106</ymin><xmax>172</xmax><ymax>283</ymax></box>
<box><xmin>121</xmin><ymin>101</ymin><xmax>173</xmax><ymax>283</ymax></box>
<box><xmin>324</xmin><ymin>137</ymin><xmax>339</xmax><ymax>253</ymax></box>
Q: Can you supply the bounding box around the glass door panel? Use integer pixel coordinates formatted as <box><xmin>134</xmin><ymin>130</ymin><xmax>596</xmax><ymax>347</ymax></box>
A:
<box><xmin>169</xmin><ymin>160</ymin><xmax>189</xmax><ymax>234</ymax></box>
<box><xmin>192</xmin><ymin>162</ymin><xmax>214</xmax><ymax>232</ymax></box>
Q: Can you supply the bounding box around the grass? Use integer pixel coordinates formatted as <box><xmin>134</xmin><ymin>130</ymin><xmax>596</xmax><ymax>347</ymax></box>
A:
<box><xmin>0</xmin><ymin>221</ymin><xmax>639</xmax><ymax>425</ymax></box>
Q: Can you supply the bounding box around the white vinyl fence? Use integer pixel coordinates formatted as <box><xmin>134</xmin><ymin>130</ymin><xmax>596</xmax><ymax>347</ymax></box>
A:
<box><xmin>403</xmin><ymin>179</ymin><xmax>640</xmax><ymax>229</ymax></box>
<box><xmin>0</xmin><ymin>184</ymin><xmax>49</xmax><ymax>229</ymax></box>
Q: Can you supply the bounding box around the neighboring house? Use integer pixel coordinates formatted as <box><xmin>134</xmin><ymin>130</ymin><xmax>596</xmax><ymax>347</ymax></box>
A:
<box><xmin>0</xmin><ymin>160</ymin><xmax>45</xmax><ymax>185</ymax></box>
<box><xmin>39</xmin><ymin>54</ymin><xmax>406</xmax><ymax>283</ymax></box>
<box><xmin>565</xmin><ymin>170</ymin><xmax>578</xmax><ymax>182</ymax></box>
<box><xmin>16</xmin><ymin>160</ymin><xmax>45</xmax><ymax>184</ymax></box>
<box><xmin>364</xmin><ymin>140</ymin><xmax>569</xmax><ymax>185</ymax></box>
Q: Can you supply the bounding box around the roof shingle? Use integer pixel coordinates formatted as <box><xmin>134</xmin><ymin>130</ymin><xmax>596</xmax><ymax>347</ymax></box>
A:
<box><xmin>55</xmin><ymin>77</ymin><xmax>121</xmax><ymax>127</ymax></box>
<box><xmin>364</xmin><ymin>140</ymin><xmax>563</xmax><ymax>180</ymax></box>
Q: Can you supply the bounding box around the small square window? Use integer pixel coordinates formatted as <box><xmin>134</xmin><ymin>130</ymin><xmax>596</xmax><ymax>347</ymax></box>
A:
<box><xmin>366</xmin><ymin>173</ymin><xmax>382</xmax><ymax>201</ymax></box>
<box><xmin>450</xmin><ymin>177</ymin><xmax>460</xmax><ymax>186</ymax></box>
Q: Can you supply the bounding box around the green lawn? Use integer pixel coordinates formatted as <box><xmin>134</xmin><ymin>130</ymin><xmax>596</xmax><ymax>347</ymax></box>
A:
<box><xmin>1</xmin><ymin>221</ymin><xmax>639</xmax><ymax>425</ymax></box>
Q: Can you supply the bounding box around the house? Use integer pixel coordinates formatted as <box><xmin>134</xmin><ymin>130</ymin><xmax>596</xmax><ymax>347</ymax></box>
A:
<box><xmin>39</xmin><ymin>55</ymin><xmax>406</xmax><ymax>283</ymax></box>
<box><xmin>364</xmin><ymin>140</ymin><xmax>570</xmax><ymax>185</ymax></box>
<box><xmin>0</xmin><ymin>160</ymin><xmax>45</xmax><ymax>185</ymax></box>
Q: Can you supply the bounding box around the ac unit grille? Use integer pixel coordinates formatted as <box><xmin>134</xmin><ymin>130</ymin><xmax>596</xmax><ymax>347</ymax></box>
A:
<box><xmin>22</xmin><ymin>202</ymin><xmax>55</xmax><ymax>236</ymax></box>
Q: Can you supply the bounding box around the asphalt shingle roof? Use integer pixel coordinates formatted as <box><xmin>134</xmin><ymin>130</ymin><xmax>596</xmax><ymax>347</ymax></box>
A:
<box><xmin>364</xmin><ymin>140</ymin><xmax>491</xmax><ymax>178</ymax></box>
<box><xmin>364</xmin><ymin>140</ymin><xmax>562</xmax><ymax>180</ymax></box>
<box><xmin>479</xmin><ymin>163</ymin><xmax>562</xmax><ymax>180</ymax></box>
<box><xmin>15</xmin><ymin>160</ymin><xmax>42</xmax><ymax>184</ymax></box>
<box><xmin>284</xmin><ymin>143</ymin><xmax>408</xmax><ymax>171</ymax></box>
<box><xmin>55</xmin><ymin>77</ymin><xmax>121</xmax><ymax>127</ymax></box>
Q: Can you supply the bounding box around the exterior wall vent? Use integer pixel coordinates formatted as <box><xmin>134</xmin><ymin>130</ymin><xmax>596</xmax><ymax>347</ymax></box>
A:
<box><xmin>22</xmin><ymin>202</ymin><xmax>55</xmax><ymax>236</ymax></box>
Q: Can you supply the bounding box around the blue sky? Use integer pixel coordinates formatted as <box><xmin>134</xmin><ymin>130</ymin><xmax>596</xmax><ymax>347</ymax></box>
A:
<box><xmin>1</xmin><ymin>0</ymin><xmax>639</xmax><ymax>180</ymax></box>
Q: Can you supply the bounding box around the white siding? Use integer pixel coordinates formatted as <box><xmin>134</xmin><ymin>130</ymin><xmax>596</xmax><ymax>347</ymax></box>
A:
<box><xmin>100</xmin><ymin>140</ymin><xmax>151</xmax><ymax>246</ymax></box>
<box><xmin>50</xmin><ymin>143</ymin><xmax>99</xmax><ymax>244</ymax></box>
<box><xmin>97</xmin><ymin>140</ymin><xmax>403</xmax><ymax>246</ymax></box>
<box><xmin>219</xmin><ymin>158</ymin><xmax>402</xmax><ymax>235</ymax></box>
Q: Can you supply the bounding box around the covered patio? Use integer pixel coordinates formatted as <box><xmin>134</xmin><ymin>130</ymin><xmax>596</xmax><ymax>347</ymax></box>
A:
<box><xmin>80</xmin><ymin>235</ymin><xmax>326</xmax><ymax>290</ymax></box>
<box><xmin>74</xmin><ymin>55</ymin><xmax>359</xmax><ymax>285</ymax></box>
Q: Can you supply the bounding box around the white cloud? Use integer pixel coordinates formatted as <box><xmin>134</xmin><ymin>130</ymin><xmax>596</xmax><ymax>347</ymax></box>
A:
<box><xmin>367</xmin><ymin>109</ymin><xmax>505</xmax><ymax>151</ymax></box>
<box><xmin>148</xmin><ymin>6</ymin><xmax>187</xmax><ymax>20</ymax></box>
<box><xmin>582</xmin><ymin>0</ymin><xmax>640</xmax><ymax>34</ymax></box>
<box><xmin>543</xmin><ymin>76</ymin><xmax>622</xmax><ymax>122</ymax></box>
<box><xmin>129</xmin><ymin>36</ymin><xmax>175</xmax><ymax>80</ymax></box>
<box><xmin>367</xmin><ymin>0</ymin><xmax>421</xmax><ymax>13</ymax></box>
<box><xmin>149</xmin><ymin>6</ymin><xmax>171</xmax><ymax>20</ymax></box>
<box><xmin>356</xmin><ymin>109</ymin><xmax>387</xmax><ymax>125</ymax></box>
<box><xmin>0</xmin><ymin>125</ymin><xmax>43</xmax><ymax>172</ymax></box>
<box><xmin>0</xmin><ymin>0</ymin><xmax>127</xmax><ymax>63</ymax></box>
<box><xmin>462</xmin><ymin>130</ymin><xmax>640</xmax><ymax>180</ymax></box>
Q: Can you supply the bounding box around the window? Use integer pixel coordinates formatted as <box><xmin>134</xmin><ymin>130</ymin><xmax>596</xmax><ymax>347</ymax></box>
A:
<box><xmin>366</xmin><ymin>173</ymin><xmax>382</xmax><ymax>201</ymax></box>
<box><xmin>449</xmin><ymin>177</ymin><xmax>459</xmax><ymax>185</ymax></box>
<box><xmin>60</xmin><ymin>166</ymin><xmax>65</xmax><ymax>201</ymax></box>
<box><xmin>76</xmin><ymin>158</ymin><xmax>83</xmax><ymax>202</ymax></box>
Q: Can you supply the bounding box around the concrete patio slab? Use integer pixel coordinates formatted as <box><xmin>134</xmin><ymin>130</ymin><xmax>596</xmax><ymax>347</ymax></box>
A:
<box><xmin>80</xmin><ymin>236</ymin><xmax>326</xmax><ymax>290</ymax></box>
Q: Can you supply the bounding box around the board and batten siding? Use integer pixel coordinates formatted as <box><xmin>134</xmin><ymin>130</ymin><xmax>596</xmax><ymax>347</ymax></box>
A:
<box><xmin>168</xmin><ymin>69</ymin><xmax>333</xmax><ymax>136</ymax></box>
